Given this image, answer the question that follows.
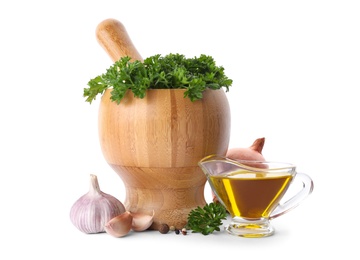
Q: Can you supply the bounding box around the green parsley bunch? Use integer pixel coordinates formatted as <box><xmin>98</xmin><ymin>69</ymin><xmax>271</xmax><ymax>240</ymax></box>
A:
<box><xmin>84</xmin><ymin>53</ymin><xmax>232</xmax><ymax>104</ymax></box>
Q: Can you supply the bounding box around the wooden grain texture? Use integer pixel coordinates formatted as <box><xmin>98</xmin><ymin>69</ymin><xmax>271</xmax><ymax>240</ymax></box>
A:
<box><xmin>99</xmin><ymin>89</ymin><xmax>231</xmax><ymax>167</ymax></box>
<box><xmin>98</xmin><ymin>88</ymin><xmax>231</xmax><ymax>229</ymax></box>
<box><xmin>110</xmin><ymin>165</ymin><xmax>207</xmax><ymax>230</ymax></box>
<box><xmin>96</xmin><ymin>18</ymin><xmax>143</xmax><ymax>62</ymax></box>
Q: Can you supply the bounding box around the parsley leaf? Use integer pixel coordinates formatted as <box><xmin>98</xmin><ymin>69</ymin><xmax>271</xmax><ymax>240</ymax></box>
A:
<box><xmin>84</xmin><ymin>53</ymin><xmax>232</xmax><ymax>104</ymax></box>
<box><xmin>186</xmin><ymin>202</ymin><xmax>228</xmax><ymax>235</ymax></box>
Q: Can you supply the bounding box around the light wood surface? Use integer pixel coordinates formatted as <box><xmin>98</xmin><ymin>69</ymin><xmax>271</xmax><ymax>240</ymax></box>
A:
<box><xmin>96</xmin><ymin>18</ymin><xmax>143</xmax><ymax>62</ymax></box>
<box><xmin>99</xmin><ymin>89</ymin><xmax>231</xmax><ymax>167</ymax></box>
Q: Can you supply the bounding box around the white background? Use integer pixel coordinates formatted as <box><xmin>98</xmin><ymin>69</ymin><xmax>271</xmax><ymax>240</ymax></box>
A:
<box><xmin>1</xmin><ymin>0</ymin><xmax>359</xmax><ymax>259</ymax></box>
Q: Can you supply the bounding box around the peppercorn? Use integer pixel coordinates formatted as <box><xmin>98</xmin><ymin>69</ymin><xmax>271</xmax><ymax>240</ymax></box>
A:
<box><xmin>181</xmin><ymin>228</ymin><xmax>187</xmax><ymax>235</ymax></box>
<box><xmin>169</xmin><ymin>225</ymin><xmax>176</xmax><ymax>231</ymax></box>
<box><xmin>175</xmin><ymin>229</ymin><xmax>180</xmax><ymax>234</ymax></box>
<box><xmin>158</xmin><ymin>224</ymin><xmax>170</xmax><ymax>234</ymax></box>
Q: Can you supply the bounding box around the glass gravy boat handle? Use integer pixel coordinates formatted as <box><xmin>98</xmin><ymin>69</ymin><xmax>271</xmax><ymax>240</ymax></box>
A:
<box><xmin>270</xmin><ymin>172</ymin><xmax>314</xmax><ymax>219</ymax></box>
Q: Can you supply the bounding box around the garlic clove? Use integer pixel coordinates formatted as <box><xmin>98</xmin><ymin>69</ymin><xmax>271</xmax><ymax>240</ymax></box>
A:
<box><xmin>131</xmin><ymin>210</ymin><xmax>155</xmax><ymax>232</ymax></box>
<box><xmin>70</xmin><ymin>174</ymin><xmax>126</xmax><ymax>234</ymax></box>
<box><xmin>105</xmin><ymin>211</ymin><xmax>133</xmax><ymax>237</ymax></box>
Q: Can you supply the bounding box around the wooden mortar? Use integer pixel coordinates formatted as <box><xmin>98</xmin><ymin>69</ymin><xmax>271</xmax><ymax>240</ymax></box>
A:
<box><xmin>95</xmin><ymin>18</ymin><xmax>231</xmax><ymax>230</ymax></box>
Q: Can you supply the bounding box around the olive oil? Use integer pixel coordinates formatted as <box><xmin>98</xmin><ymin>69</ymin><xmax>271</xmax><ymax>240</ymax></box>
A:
<box><xmin>209</xmin><ymin>171</ymin><xmax>293</xmax><ymax>219</ymax></box>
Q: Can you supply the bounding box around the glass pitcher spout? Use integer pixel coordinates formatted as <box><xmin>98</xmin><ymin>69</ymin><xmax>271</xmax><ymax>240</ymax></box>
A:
<box><xmin>198</xmin><ymin>154</ymin><xmax>246</xmax><ymax>176</ymax></box>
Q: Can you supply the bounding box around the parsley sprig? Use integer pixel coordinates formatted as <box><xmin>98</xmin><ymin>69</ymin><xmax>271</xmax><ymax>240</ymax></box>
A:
<box><xmin>84</xmin><ymin>53</ymin><xmax>232</xmax><ymax>104</ymax></box>
<box><xmin>186</xmin><ymin>202</ymin><xmax>228</xmax><ymax>235</ymax></box>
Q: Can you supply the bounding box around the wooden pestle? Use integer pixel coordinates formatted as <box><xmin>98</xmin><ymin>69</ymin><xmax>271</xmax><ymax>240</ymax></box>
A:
<box><xmin>95</xmin><ymin>18</ymin><xmax>143</xmax><ymax>62</ymax></box>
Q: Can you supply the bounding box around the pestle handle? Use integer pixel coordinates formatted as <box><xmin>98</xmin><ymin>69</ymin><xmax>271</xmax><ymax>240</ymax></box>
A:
<box><xmin>96</xmin><ymin>18</ymin><xmax>143</xmax><ymax>62</ymax></box>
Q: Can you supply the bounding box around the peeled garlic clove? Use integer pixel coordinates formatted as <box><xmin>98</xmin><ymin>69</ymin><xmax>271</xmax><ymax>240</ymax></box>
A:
<box><xmin>131</xmin><ymin>210</ymin><xmax>155</xmax><ymax>231</ymax></box>
<box><xmin>105</xmin><ymin>211</ymin><xmax>133</xmax><ymax>237</ymax></box>
<box><xmin>70</xmin><ymin>174</ymin><xmax>126</xmax><ymax>234</ymax></box>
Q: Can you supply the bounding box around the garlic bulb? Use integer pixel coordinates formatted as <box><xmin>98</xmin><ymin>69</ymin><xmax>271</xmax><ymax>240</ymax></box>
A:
<box><xmin>70</xmin><ymin>174</ymin><xmax>125</xmax><ymax>234</ymax></box>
